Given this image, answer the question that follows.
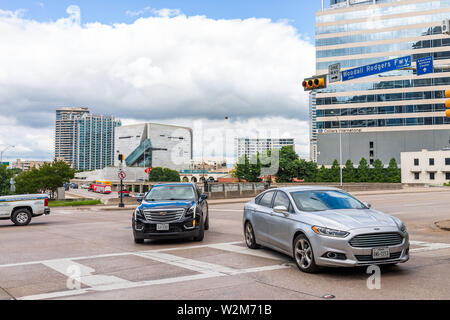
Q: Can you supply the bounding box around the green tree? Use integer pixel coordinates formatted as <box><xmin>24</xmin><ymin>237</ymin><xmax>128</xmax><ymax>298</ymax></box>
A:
<box><xmin>276</xmin><ymin>146</ymin><xmax>299</xmax><ymax>182</ymax></box>
<box><xmin>343</xmin><ymin>160</ymin><xmax>356</xmax><ymax>182</ymax></box>
<box><xmin>245</xmin><ymin>153</ymin><xmax>262</xmax><ymax>182</ymax></box>
<box><xmin>371</xmin><ymin>159</ymin><xmax>385</xmax><ymax>182</ymax></box>
<box><xmin>330</xmin><ymin>160</ymin><xmax>340</xmax><ymax>183</ymax></box>
<box><xmin>357</xmin><ymin>158</ymin><xmax>370</xmax><ymax>182</ymax></box>
<box><xmin>316</xmin><ymin>165</ymin><xmax>331</xmax><ymax>182</ymax></box>
<box><xmin>0</xmin><ymin>165</ymin><xmax>14</xmax><ymax>196</ymax></box>
<box><xmin>386</xmin><ymin>158</ymin><xmax>401</xmax><ymax>183</ymax></box>
<box><xmin>233</xmin><ymin>155</ymin><xmax>250</xmax><ymax>182</ymax></box>
<box><xmin>148</xmin><ymin>167</ymin><xmax>180</xmax><ymax>182</ymax></box>
<box><xmin>292</xmin><ymin>159</ymin><xmax>318</xmax><ymax>182</ymax></box>
<box><xmin>14</xmin><ymin>161</ymin><xmax>75</xmax><ymax>198</ymax></box>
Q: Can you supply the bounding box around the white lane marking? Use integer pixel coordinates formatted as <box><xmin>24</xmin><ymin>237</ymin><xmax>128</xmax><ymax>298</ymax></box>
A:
<box><xmin>18</xmin><ymin>273</ymin><xmax>216</xmax><ymax>300</ymax></box>
<box><xmin>19</xmin><ymin>259</ymin><xmax>289</xmax><ymax>300</ymax></box>
<box><xmin>42</xmin><ymin>259</ymin><xmax>132</xmax><ymax>287</ymax></box>
<box><xmin>0</xmin><ymin>241</ymin><xmax>242</xmax><ymax>269</ymax></box>
<box><xmin>135</xmin><ymin>252</ymin><xmax>242</xmax><ymax>275</ymax></box>
<box><xmin>209</xmin><ymin>243</ymin><xmax>289</xmax><ymax>261</ymax></box>
<box><xmin>410</xmin><ymin>240</ymin><xmax>450</xmax><ymax>253</ymax></box>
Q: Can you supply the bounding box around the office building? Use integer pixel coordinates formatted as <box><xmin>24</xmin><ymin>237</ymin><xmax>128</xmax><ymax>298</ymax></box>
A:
<box><xmin>235</xmin><ymin>138</ymin><xmax>295</xmax><ymax>160</ymax></box>
<box><xmin>401</xmin><ymin>148</ymin><xmax>450</xmax><ymax>184</ymax></box>
<box><xmin>114</xmin><ymin>123</ymin><xmax>193</xmax><ymax>171</ymax></box>
<box><xmin>10</xmin><ymin>159</ymin><xmax>51</xmax><ymax>171</ymax></box>
<box><xmin>313</xmin><ymin>0</ymin><xmax>450</xmax><ymax>166</ymax></box>
<box><xmin>54</xmin><ymin>108</ymin><xmax>121</xmax><ymax>171</ymax></box>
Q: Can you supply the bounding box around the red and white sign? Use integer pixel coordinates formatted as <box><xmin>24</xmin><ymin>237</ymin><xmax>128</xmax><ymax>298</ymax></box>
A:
<box><xmin>145</xmin><ymin>167</ymin><xmax>152</xmax><ymax>174</ymax></box>
<box><xmin>118</xmin><ymin>171</ymin><xmax>126</xmax><ymax>180</ymax></box>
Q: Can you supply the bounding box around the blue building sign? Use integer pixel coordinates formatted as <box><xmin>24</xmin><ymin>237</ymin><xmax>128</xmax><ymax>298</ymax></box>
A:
<box><xmin>342</xmin><ymin>56</ymin><xmax>412</xmax><ymax>81</ymax></box>
<box><xmin>416</xmin><ymin>56</ymin><xmax>433</xmax><ymax>76</ymax></box>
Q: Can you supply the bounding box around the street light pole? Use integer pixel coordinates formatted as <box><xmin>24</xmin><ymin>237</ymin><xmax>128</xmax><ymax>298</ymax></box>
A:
<box><xmin>0</xmin><ymin>145</ymin><xmax>15</xmax><ymax>164</ymax></box>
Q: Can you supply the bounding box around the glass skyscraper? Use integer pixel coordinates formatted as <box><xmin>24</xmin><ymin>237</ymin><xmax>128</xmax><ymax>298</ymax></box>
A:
<box><xmin>54</xmin><ymin>108</ymin><xmax>121</xmax><ymax>171</ymax></box>
<box><xmin>313</xmin><ymin>0</ymin><xmax>450</xmax><ymax>165</ymax></box>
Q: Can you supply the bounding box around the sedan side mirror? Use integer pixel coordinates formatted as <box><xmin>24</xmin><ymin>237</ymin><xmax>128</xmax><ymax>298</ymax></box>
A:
<box><xmin>274</xmin><ymin>205</ymin><xmax>289</xmax><ymax>216</ymax></box>
<box><xmin>200</xmin><ymin>194</ymin><xmax>208</xmax><ymax>200</ymax></box>
<box><xmin>364</xmin><ymin>202</ymin><xmax>371</xmax><ymax>209</ymax></box>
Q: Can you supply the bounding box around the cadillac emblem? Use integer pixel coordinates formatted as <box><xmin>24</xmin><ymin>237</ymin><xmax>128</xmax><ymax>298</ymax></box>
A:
<box><xmin>160</xmin><ymin>212</ymin><xmax>167</xmax><ymax>216</ymax></box>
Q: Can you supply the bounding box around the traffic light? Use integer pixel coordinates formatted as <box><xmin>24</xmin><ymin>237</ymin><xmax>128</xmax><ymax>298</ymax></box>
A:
<box><xmin>118</xmin><ymin>154</ymin><xmax>124</xmax><ymax>162</ymax></box>
<box><xmin>446</xmin><ymin>90</ymin><xmax>450</xmax><ymax>118</ymax></box>
<box><xmin>302</xmin><ymin>76</ymin><xmax>327</xmax><ymax>91</ymax></box>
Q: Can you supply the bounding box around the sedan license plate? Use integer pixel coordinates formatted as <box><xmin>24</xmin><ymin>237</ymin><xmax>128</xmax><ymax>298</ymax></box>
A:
<box><xmin>372</xmin><ymin>248</ymin><xmax>390</xmax><ymax>259</ymax></box>
<box><xmin>156</xmin><ymin>224</ymin><xmax>170</xmax><ymax>231</ymax></box>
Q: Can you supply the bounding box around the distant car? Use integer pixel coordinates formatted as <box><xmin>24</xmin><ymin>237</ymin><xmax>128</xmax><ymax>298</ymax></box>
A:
<box><xmin>132</xmin><ymin>183</ymin><xmax>209</xmax><ymax>243</ymax></box>
<box><xmin>135</xmin><ymin>193</ymin><xmax>146</xmax><ymax>198</ymax></box>
<box><xmin>81</xmin><ymin>184</ymin><xmax>90</xmax><ymax>189</ymax></box>
<box><xmin>63</xmin><ymin>183</ymin><xmax>70</xmax><ymax>191</ymax></box>
<box><xmin>243</xmin><ymin>186</ymin><xmax>409</xmax><ymax>273</ymax></box>
<box><xmin>70</xmin><ymin>183</ymin><xmax>78</xmax><ymax>189</ymax></box>
<box><xmin>0</xmin><ymin>194</ymin><xmax>50</xmax><ymax>226</ymax></box>
<box><xmin>118</xmin><ymin>190</ymin><xmax>131</xmax><ymax>197</ymax></box>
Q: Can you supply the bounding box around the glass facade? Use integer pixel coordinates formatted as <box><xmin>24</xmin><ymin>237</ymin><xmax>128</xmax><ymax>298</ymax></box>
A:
<box><xmin>313</xmin><ymin>0</ymin><xmax>450</xmax><ymax>134</ymax></box>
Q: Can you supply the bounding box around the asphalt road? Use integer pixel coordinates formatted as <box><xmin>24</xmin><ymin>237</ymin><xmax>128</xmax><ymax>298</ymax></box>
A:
<box><xmin>0</xmin><ymin>190</ymin><xmax>449</xmax><ymax>300</ymax></box>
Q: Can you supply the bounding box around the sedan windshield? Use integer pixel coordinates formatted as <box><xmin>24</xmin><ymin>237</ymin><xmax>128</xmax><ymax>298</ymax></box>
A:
<box><xmin>145</xmin><ymin>185</ymin><xmax>195</xmax><ymax>201</ymax></box>
<box><xmin>290</xmin><ymin>190</ymin><xmax>366</xmax><ymax>212</ymax></box>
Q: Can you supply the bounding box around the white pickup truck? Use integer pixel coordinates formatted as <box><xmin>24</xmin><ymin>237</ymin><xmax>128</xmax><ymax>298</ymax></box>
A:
<box><xmin>0</xmin><ymin>194</ymin><xmax>50</xmax><ymax>226</ymax></box>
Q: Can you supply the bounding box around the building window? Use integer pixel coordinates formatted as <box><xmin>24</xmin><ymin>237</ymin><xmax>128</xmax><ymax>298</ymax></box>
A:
<box><xmin>369</xmin><ymin>141</ymin><xmax>374</xmax><ymax>149</ymax></box>
<box><xmin>414</xmin><ymin>159</ymin><xmax>419</xmax><ymax>166</ymax></box>
<box><xmin>430</xmin><ymin>172</ymin><xmax>435</xmax><ymax>180</ymax></box>
<box><xmin>370</xmin><ymin>159</ymin><xmax>374</xmax><ymax>165</ymax></box>
<box><xmin>369</xmin><ymin>150</ymin><xmax>374</xmax><ymax>157</ymax></box>
<box><xmin>446</xmin><ymin>172</ymin><xmax>450</xmax><ymax>180</ymax></box>
<box><xmin>429</xmin><ymin>158</ymin><xmax>435</xmax><ymax>166</ymax></box>
<box><xmin>414</xmin><ymin>172</ymin><xmax>420</xmax><ymax>180</ymax></box>
<box><xmin>446</xmin><ymin>158</ymin><xmax>450</xmax><ymax>165</ymax></box>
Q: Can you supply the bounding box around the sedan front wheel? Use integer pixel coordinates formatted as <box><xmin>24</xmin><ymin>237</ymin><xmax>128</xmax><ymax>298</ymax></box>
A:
<box><xmin>244</xmin><ymin>222</ymin><xmax>260</xmax><ymax>249</ymax></box>
<box><xmin>293</xmin><ymin>235</ymin><xmax>319</xmax><ymax>273</ymax></box>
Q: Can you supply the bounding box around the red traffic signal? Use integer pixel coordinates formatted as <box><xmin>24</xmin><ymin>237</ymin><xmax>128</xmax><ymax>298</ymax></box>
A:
<box><xmin>302</xmin><ymin>76</ymin><xmax>326</xmax><ymax>91</ymax></box>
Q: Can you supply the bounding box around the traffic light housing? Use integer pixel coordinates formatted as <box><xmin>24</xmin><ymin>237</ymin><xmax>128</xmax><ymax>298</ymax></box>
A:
<box><xmin>302</xmin><ymin>76</ymin><xmax>327</xmax><ymax>91</ymax></box>
<box><xmin>446</xmin><ymin>90</ymin><xmax>450</xmax><ymax>118</ymax></box>
<box><xmin>118</xmin><ymin>154</ymin><xmax>124</xmax><ymax>162</ymax></box>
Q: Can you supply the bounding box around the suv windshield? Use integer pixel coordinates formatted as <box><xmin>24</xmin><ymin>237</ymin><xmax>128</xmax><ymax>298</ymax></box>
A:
<box><xmin>144</xmin><ymin>185</ymin><xmax>196</xmax><ymax>201</ymax></box>
<box><xmin>290</xmin><ymin>190</ymin><xmax>366</xmax><ymax>212</ymax></box>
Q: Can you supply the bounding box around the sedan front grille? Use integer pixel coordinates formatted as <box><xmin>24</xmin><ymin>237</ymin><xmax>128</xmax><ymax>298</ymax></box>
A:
<box><xmin>349</xmin><ymin>233</ymin><xmax>403</xmax><ymax>248</ymax></box>
<box><xmin>355</xmin><ymin>251</ymin><xmax>402</xmax><ymax>262</ymax></box>
<box><xmin>143</xmin><ymin>209</ymin><xmax>185</xmax><ymax>223</ymax></box>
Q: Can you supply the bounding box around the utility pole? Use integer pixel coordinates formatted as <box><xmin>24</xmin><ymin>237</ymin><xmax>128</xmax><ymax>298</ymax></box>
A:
<box><xmin>0</xmin><ymin>145</ymin><xmax>15</xmax><ymax>164</ymax></box>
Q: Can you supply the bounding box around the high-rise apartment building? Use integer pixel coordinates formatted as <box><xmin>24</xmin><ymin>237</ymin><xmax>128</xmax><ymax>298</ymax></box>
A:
<box><xmin>313</xmin><ymin>0</ymin><xmax>450</xmax><ymax>166</ymax></box>
<box><xmin>235</xmin><ymin>138</ymin><xmax>295</xmax><ymax>160</ymax></box>
<box><xmin>54</xmin><ymin>108</ymin><xmax>120</xmax><ymax>171</ymax></box>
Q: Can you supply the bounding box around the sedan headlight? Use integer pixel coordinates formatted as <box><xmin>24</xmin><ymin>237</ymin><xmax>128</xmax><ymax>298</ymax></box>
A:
<box><xmin>398</xmin><ymin>222</ymin><xmax>407</xmax><ymax>233</ymax></box>
<box><xmin>312</xmin><ymin>226</ymin><xmax>349</xmax><ymax>238</ymax></box>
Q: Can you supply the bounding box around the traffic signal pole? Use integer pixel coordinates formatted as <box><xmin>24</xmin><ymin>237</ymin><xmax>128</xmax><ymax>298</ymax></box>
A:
<box><xmin>118</xmin><ymin>154</ymin><xmax>124</xmax><ymax>208</ymax></box>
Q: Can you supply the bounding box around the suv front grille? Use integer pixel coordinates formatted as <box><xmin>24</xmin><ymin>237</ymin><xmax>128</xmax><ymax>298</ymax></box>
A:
<box><xmin>355</xmin><ymin>251</ymin><xmax>402</xmax><ymax>262</ymax></box>
<box><xmin>143</xmin><ymin>209</ymin><xmax>185</xmax><ymax>223</ymax></box>
<box><xmin>349</xmin><ymin>233</ymin><xmax>403</xmax><ymax>248</ymax></box>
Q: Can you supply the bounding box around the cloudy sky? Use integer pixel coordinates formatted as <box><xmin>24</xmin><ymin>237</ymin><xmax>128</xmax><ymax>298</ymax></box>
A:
<box><xmin>0</xmin><ymin>0</ymin><xmax>320</xmax><ymax>163</ymax></box>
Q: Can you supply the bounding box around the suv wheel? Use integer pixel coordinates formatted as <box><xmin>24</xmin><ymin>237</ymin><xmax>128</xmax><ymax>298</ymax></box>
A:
<box><xmin>204</xmin><ymin>211</ymin><xmax>210</xmax><ymax>231</ymax></box>
<box><xmin>293</xmin><ymin>234</ymin><xmax>319</xmax><ymax>273</ymax></box>
<box><xmin>11</xmin><ymin>209</ymin><xmax>32</xmax><ymax>226</ymax></box>
<box><xmin>193</xmin><ymin>217</ymin><xmax>205</xmax><ymax>241</ymax></box>
<box><xmin>244</xmin><ymin>222</ymin><xmax>260</xmax><ymax>249</ymax></box>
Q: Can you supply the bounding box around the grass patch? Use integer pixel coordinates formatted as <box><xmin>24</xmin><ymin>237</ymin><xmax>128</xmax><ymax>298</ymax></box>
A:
<box><xmin>49</xmin><ymin>199</ymin><xmax>102</xmax><ymax>207</ymax></box>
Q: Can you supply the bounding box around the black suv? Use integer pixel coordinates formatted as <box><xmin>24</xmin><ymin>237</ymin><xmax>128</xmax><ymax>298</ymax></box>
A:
<box><xmin>132</xmin><ymin>183</ymin><xmax>209</xmax><ymax>243</ymax></box>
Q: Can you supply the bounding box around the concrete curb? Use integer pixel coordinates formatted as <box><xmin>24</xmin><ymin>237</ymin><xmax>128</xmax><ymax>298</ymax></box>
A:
<box><xmin>435</xmin><ymin>220</ymin><xmax>450</xmax><ymax>231</ymax></box>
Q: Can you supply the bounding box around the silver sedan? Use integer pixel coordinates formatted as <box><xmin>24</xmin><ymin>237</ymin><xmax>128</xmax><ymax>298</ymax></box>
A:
<box><xmin>243</xmin><ymin>186</ymin><xmax>409</xmax><ymax>273</ymax></box>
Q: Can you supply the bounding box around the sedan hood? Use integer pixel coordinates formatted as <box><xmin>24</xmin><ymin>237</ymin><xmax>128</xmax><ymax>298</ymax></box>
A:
<box><xmin>140</xmin><ymin>200</ymin><xmax>195</xmax><ymax>210</ymax></box>
<box><xmin>308</xmin><ymin>209</ymin><xmax>398</xmax><ymax>231</ymax></box>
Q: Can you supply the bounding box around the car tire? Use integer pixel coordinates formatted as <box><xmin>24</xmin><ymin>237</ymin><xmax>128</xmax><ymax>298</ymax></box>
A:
<box><xmin>204</xmin><ymin>211</ymin><xmax>210</xmax><ymax>231</ymax></box>
<box><xmin>193</xmin><ymin>217</ymin><xmax>205</xmax><ymax>242</ymax></box>
<box><xmin>244</xmin><ymin>222</ymin><xmax>260</xmax><ymax>249</ymax></box>
<box><xmin>134</xmin><ymin>238</ymin><xmax>144</xmax><ymax>244</ymax></box>
<box><xmin>293</xmin><ymin>234</ymin><xmax>319</xmax><ymax>273</ymax></box>
<box><xmin>11</xmin><ymin>209</ymin><xmax>32</xmax><ymax>226</ymax></box>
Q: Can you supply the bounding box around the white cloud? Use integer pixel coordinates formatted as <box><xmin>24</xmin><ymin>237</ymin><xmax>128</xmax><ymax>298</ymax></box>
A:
<box><xmin>0</xmin><ymin>6</ymin><xmax>315</xmax><ymax>161</ymax></box>
<box><xmin>126</xmin><ymin>6</ymin><xmax>182</xmax><ymax>18</ymax></box>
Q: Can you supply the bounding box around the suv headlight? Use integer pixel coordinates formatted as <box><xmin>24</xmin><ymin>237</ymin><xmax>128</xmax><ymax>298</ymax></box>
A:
<box><xmin>185</xmin><ymin>205</ymin><xmax>196</xmax><ymax>218</ymax></box>
<box><xmin>134</xmin><ymin>208</ymin><xmax>144</xmax><ymax>221</ymax></box>
<box><xmin>312</xmin><ymin>226</ymin><xmax>349</xmax><ymax>238</ymax></box>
